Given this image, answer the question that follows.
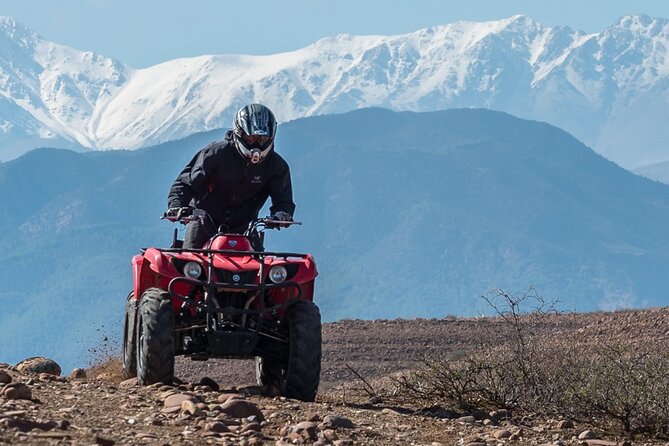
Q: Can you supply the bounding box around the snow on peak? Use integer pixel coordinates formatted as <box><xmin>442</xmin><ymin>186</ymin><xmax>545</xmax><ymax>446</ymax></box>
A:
<box><xmin>613</xmin><ymin>14</ymin><xmax>666</xmax><ymax>29</ymax></box>
<box><xmin>0</xmin><ymin>16</ymin><xmax>39</xmax><ymax>50</ymax></box>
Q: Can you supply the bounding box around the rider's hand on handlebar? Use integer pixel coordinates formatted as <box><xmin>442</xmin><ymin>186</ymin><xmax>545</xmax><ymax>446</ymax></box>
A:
<box><xmin>166</xmin><ymin>206</ymin><xmax>194</xmax><ymax>221</ymax></box>
<box><xmin>269</xmin><ymin>211</ymin><xmax>293</xmax><ymax>229</ymax></box>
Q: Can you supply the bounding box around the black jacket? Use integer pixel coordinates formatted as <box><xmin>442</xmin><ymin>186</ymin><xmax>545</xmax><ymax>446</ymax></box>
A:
<box><xmin>168</xmin><ymin>131</ymin><xmax>295</xmax><ymax>232</ymax></box>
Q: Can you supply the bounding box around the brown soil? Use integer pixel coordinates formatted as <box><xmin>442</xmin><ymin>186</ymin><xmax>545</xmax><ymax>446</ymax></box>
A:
<box><xmin>1</xmin><ymin>307</ymin><xmax>668</xmax><ymax>445</ymax></box>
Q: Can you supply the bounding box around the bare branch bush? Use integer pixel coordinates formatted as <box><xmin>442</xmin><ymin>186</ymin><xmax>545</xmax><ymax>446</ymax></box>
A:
<box><xmin>390</xmin><ymin>288</ymin><xmax>669</xmax><ymax>436</ymax></box>
<box><xmin>568</xmin><ymin>342</ymin><xmax>669</xmax><ymax>435</ymax></box>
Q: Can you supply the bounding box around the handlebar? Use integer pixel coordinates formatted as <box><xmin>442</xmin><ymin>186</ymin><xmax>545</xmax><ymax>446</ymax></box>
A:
<box><xmin>161</xmin><ymin>208</ymin><xmax>208</xmax><ymax>224</ymax></box>
<box><xmin>161</xmin><ymin>208</ymin><xmax>301</xmax><ymax>232</ymax></box>
<box><xmin>256</xmin><ymin>218</ymin><xmax>302</xmax><ymax>228</ymax></box>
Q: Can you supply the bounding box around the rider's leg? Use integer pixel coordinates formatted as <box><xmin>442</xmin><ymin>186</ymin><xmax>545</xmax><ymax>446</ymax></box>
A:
<box><xmin>183</xmin><ymin>218</ymin><xmax>217</xmax><ymax>249</ymax></box>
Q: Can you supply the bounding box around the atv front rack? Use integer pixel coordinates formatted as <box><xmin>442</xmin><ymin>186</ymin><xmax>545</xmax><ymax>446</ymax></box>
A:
<box><xmin>158</xmin><ymin>246</ymin><xmax>307</xmax><ymax>313</ymax></box>
<box><xmin>155</xmin><ymin>247</ymin><xmax>310</xmax><ymax>258</ymax></box>
<box><xmin>159</xmin><ymin>246</ymin><xmax>308</xmax><ymax>357</ymax></box>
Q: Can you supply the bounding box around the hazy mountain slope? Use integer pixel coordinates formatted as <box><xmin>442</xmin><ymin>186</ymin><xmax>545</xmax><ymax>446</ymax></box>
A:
<box><xmin>634</xmin><ymin>159</ymin><xmax>669</xmax><ymax>184</ymax></box>
<box><xmin>1</xmin><ymin>108</ymin><xmax>668</xmax><ymax>371</ymax></box>
<box><xmin>1</xmin><ymin>15</ymin><xmax>669</xmax><ymax>167</ymax></box>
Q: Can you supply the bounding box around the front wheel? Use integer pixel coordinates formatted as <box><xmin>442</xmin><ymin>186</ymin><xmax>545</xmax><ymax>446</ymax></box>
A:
<box><xmin>136</xmin><ymin>288</ymin><xmax>175</xmax><ymax>385</ymax></box>
<box><xmin>259</xmin><ymin>300</ymin><xmax>321</xmax><ymax>401</ymax></box>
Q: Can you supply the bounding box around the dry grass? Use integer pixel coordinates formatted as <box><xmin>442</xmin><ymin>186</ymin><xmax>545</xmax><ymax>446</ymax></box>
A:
<box><xmin>389</xmin><ymin>289</ymin><xmax>669</xmax><ymax>437</ymax></box>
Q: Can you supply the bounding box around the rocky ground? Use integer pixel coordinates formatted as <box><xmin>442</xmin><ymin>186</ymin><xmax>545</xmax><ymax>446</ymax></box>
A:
<box><xmin>1</xmin><ymin>307</ymin><xmax>669</xmax><ymax>445</ymax></box>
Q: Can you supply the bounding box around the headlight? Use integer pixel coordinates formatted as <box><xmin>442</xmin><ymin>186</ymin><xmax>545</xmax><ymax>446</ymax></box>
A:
<box><xmin>183</xmin><ymin>262</ymin><xmax>203</xmax><ymax>279</ymax></box>
<box><xmin>269</xmin><ymin>265</ymin><xmax>288</xmax><ymax>284</ymax></box>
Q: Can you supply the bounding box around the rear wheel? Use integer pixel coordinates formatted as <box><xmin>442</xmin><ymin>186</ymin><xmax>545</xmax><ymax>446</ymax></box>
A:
<box><xmin>122</xmin><ymin>293</ymin><xmax>137</xmax><ymax>379</ymax></box>
<box><xmin>136</xmin><ymin>288</ymin><xmax>175</xmax><ymax>385</ymax></box>
<box><xmin>256</xmin><ymin>300</ymin><xmax>321</xmax><ymax>401</ymax></box>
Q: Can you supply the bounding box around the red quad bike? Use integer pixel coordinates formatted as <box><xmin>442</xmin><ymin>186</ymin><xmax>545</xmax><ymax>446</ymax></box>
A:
<box><xmin>123</xmin><ymin>210</ymin><xmax>321</xmax><ymax>401</ymax></box>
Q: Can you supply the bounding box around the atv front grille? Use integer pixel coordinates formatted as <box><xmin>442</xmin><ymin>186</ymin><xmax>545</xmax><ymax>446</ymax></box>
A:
<box><xmin>215</xmin><ymin>269</ymin><xmax>259</xmax><ymax>286</ymax></box>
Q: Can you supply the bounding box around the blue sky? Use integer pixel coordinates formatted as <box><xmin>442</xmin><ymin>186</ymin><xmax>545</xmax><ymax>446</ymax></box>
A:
<box><xmin>1</xmin><ymin>0</ymin><xmax>669</xmax><ymax>67</ymax></box>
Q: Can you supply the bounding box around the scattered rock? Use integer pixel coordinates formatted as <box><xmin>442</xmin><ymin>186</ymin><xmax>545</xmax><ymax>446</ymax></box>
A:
<box><xmin>219</xmin><ymin>399</ymin><xmax>264</xmax><ymax>422</ymax></box>
<box><xmin>204</xmin><ymin>421</ymin><xmax>229</xmax><ymax>433</ymax></box>
<box><xmin>585</xmin><ymin>441</ymin><xmax>617</xmax><ymax>446</ymax></box>
<box><xmin>158</xmin><ymin>389</ymin><xmax>178</xmax><ymax>400</ymax></box>
<box><xmin>164</xmin><ymin>393</ymin><xmax>198</xmax><ymax>408</ymax></box>
<box><xmin>1</xmin><ymin>418</ymin><xmax>58</xmax><ymax>432</ymax></box>
<box><xmin>490</xmin><ymin>409</ymin><xmax>510</xmax><ymax>422</ymax></box>
<box><xmin>456</xmin><ymin>415</ymin><xmax>477</xmax><ymax>424</ymax></box>
<box><xmin>323</xmin><ymin>429</ymin><xmax>338</xmax><ymax>442</ymax></box>
<box><xmin>322</xmin><ymin>414</ymin><xmax>355</xmax><ymax>429</ymax></box>
<box><xmin>0</xmin><ymin>370</ymin><xmax>11</xmax><ymax>384</ymax></box>
<box><xmin>287</xmin><ymin>431</ymin><xmax>302</xmax><ymax>443</ymax></box>
<box><xmin>15</xmin><ymin>357</ymin><xmax>61</xmax><ymax>376</ymax></box>
<box><xmin>579</xmin><ymin>430</ymin><xmax>599</xmax><ymax>440</ymax></box>
<box><xmin>95</xmin><ymin>372</ymin><xmax>116</xmax><ymax>381</ymax></box>
<box><xmin>180</xmin><ymin>399</ymin><xmax>202</xmax><ymax>417</ymax></box>
<box><xmin>557</xmin><ymin>419</ymin><xmax>575</xmax><ymax>429</ymax></box>
<box><xmin>119</xmin><ymin>378</ymin><xmax>137</xmax><ymax>388</ymax></box>
<box><xmin>494</xmin><ymin>429</ymin><xmax>512</xmax><ymax>439</ymax></box>
<box><xmin>160</xmin><ymin>405</ymin><xmax>181</xmax><ymax>414</ymax></box>
<box><xmin>0</xmin><ymin>410</ymin><xmax>27</xmax><ymax>417</ymax></box>
<box><xmin>241</xmin><ymin>421</ymin><xmax>262</xmax><ymax>433</ymax></box>
<box><xmin>94</xmin><ymin>434</ymin><xmax>115</xmax><ymax>445</ymax></box>
<box><xmin>217</xmin><ymin>393</ymin><xmax>242</xmax><ymax>404</ymax></box>
<box><xmin>199</xmin><ymin>377</ymin><xmax>220</xmax><ymax>391</ymax></box>
<box><xmin>293</xmin><ymin>421</ymin><xmax>318</xmax><ymax>440</ymax></box>
<box><xmin>509</xmin><ymin>432</ymin><xmax>523</xmax><ymax>441</ymax></box>
<box><xmin>3</xmin><ymin>382</ymin><xmax>32</xmax><ymax>400</ymax></box>
<box><xmin>69</xmin><ymin>368</ymin><xmax>86</xmax><ymax>380</ymax></box>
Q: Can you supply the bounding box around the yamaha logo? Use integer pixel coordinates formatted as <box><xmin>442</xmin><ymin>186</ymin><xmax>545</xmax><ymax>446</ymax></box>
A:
<box><xmin>232</xmin><ymin>274</ymin><xmax>241</xmax><ymax>282</ymax></box>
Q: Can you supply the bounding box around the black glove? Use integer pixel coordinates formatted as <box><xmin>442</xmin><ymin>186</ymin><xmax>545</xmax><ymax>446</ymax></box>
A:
<box><xmin>272</xmin><ymin>211</ymin><xmax>292</xmax><ymax>222</ymax></box>
<box><xmin>166</xmin><ymin>206</ymin><xmax>193</xmax><ymax>221</ymax></box>
<box><xmin>269</xmin><ymin>211</ymin><xmax>292</xmax><ymax>228</ymax></box>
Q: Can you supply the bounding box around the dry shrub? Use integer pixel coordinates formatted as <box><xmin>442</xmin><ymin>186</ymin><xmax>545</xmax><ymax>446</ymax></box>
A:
<box><xmin>569</xmin><ymin>342</ymin><xmax>669</xmax><ymax>434</ymax></box>
<box><xmin>393</xmin><ymin>288</ymin><xmax>669</xmax><ymax>436</ymax></box>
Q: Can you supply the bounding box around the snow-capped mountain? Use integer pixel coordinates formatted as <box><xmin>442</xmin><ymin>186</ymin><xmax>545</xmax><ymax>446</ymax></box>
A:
<box><xmin>1</xmin><ymin>14</ymin><xmax>668</xmax><ymax>168</ymax></box>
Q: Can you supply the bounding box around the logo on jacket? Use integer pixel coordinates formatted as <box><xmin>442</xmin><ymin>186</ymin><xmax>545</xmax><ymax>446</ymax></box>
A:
<box><xmin>251</xmin><ymin>176</ymin><xmax>262</xmax><ymax>184</ymax></box>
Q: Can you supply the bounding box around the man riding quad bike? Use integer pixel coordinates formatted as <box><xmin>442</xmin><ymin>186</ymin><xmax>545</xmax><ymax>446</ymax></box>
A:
<box><xmin>122</xmin><ymin>104</ymin><xmax>322</xmax><ymax>401</ymax></box>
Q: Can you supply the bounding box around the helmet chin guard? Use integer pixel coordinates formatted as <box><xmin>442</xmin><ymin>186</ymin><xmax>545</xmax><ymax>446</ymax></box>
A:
<box><xmin>233</xmin><ymin>139</ymin><xmax>273</xmax><ymax>163</ymax></box>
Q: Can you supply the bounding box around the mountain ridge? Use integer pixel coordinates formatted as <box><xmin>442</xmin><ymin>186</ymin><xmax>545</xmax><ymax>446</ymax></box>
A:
<box><xmin>0</xmin><ymin>14</ymin><xmax>668</xmax><ymax>167</ymax></box>
<box><xmin>1</xmin><ymin>108</ymin><xmax>668</xmax><ymax>369</ymax></box>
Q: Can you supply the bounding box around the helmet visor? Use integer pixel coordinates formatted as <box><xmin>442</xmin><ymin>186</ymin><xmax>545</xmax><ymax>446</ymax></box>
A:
<box><xmin>241</xmin><ymin>134</ymin><xmax>271</xmax><ymax>149</ymax></box>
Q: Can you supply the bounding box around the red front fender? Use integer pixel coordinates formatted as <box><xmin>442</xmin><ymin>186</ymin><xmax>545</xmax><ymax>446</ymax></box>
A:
<box><xmin>132</xmin><ymin>248</ymin><xmax>180</xmax><ymax>299</ymax></box>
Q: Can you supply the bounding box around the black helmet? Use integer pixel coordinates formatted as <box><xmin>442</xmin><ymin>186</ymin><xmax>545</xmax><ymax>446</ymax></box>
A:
<box><xmin>232</xmin><ymin>103</ymin><xmax>277</xmax><ymax>163</ymax></box>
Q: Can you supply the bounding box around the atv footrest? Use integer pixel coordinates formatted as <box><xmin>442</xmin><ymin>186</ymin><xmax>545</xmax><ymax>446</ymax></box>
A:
<box><xmin>207</xmin><ymin>331</ymin><xmax>259</xmax><ymax>357</ymax></box>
